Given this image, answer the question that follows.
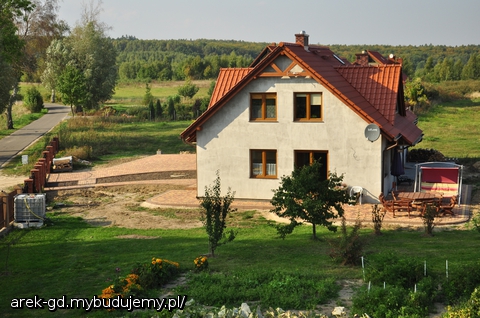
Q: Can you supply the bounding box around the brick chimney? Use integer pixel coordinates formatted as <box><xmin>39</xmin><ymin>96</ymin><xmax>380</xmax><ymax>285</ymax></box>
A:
<box><xmin>295</xmin><ymin>31</ymin><xmax>309</xmax><ymax>50</ymax></box>
<box><xmin>355</xmin><ymin>51</ymin><xmax>369</xmax><ymax>66</ymax></box>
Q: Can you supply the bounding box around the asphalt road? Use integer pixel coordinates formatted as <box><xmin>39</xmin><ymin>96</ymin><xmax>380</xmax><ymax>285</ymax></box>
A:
<box><xmin>0</xmin><ymin>104</ymin><xmax>70</xmax><ymax>168</ymax></box>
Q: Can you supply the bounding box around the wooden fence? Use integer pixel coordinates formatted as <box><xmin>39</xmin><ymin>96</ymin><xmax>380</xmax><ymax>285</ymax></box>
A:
<box><xmin>0</xmin><ymin>137</ymin><xmax>59</xmax><ymax>235</ymax></box>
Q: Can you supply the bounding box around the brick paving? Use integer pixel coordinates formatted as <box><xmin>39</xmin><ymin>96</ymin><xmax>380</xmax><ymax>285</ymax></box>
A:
<box><xmin>45</xmin><ymin>154</ymin><xmax>472</xmax><ymax>227</ymax></box>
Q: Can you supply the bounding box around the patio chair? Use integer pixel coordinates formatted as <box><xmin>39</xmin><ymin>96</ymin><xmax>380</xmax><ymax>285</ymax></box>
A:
<box><xmin>379</xmin><ymin>192</ymin><xmax>411</xmax><ymax>218</ymax></box>
<box><xmin>391</xmin><ymin>192</ymin><xmax>413</xmax><ymax>218</ymax></box>
<box><xmin>439</xmin><ymin>195</ymin><xmax>457</xmax><ymax>216</ymax></box>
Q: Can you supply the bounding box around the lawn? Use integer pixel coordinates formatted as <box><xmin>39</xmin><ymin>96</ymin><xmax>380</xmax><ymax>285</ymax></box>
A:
<box><xmin>1</xmin><ymin>210</ymin><xmax>480</xmax><ymax>317</ymax></box>
<box><xmin>2</xmin><ymin>88</ymin><xmax>480</xmax><ymax>317</ymax></box>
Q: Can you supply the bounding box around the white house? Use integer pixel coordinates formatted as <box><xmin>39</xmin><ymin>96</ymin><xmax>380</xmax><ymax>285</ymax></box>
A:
<box><xmin>181</xmin><ymin>32</ymin><xmax>423</xmax><ymax>203</ymax></box>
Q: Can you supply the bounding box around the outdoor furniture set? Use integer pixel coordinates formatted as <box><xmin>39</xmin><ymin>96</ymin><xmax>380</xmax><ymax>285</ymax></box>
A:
<box><xmin>379</xmin><ymin>191</ymin><xmax>457</xmax><ymax>218</ymax></box>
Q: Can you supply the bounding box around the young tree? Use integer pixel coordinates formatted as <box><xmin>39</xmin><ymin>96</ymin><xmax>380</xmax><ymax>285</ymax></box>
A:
<box><xmin>148</xmin><ymin>100</ymin><xmax>155</xmax><ymax>120</ymax></box>
<box><xmin>270</xmin><ymin>161</ymin><xmax>351</xmax><ymax>240</ymax></box>
<box><xmin>166</xmin><ymin>95</ymin><xmax>180</xmax><ymax>120</ymax></box>
<box><xmin>56</xmin><ymin>64</ymin><xmax>87</xmax><ymax>116</ymax></box>
<box><xmin>200</xmin><ymin>171</ymin><xmax>236</xmax><ymax>257</ymax></box>
<box><xmin>142</xmin><ymin>83</ymin><xmax>154</xmax><ymax>106</ymax></box>
<box><xmin>404</xmin><ymin>77</ymin><xmax>428</xmax><ymax>112</ymax></box>
<box><xmin>178</xmin><ymin>79</ymin><xmax>199</xmax><ymax>100</ymax></box>
<box><xmin>155</xmin><ymin>99</ymin><xmax>162</xmax><ymax>119</ymax></box>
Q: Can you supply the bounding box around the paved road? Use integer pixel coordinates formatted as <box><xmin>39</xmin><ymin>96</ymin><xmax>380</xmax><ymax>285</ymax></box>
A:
<box><xmin>0</xmin><ymin>104</ymin><xmax>70</xmax><ymax>168</ymax></box>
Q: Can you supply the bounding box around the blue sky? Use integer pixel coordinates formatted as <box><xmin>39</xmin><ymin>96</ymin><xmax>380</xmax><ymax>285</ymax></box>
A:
<box><xmin>58</xmin><ymin>0</ymin><xmax>480</xmax><ymax>46</ymax></box>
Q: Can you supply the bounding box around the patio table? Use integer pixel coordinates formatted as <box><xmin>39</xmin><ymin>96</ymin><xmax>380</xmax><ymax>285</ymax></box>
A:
<box><xmin>396</xmin><ymin>192</ymin><xmax>439</xmax><ymax>201</ymax></box>
<box><xmin>396</xmin><ymin>192</ymin><xmax>441</xmax><ymax>216</ymax></box>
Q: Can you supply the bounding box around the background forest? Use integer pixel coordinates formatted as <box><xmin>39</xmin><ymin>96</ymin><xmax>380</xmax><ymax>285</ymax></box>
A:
<box><xmin>101</xmin><ymin>36</ymin><xmax>480</xmax><ymax>84</ymax></box>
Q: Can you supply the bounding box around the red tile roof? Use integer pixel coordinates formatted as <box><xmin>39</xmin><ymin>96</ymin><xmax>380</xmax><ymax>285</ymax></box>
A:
<box><xmin>336</xmin><ymin>65</ymin><xmax>402</xmax><ymax>123</ymax></box>
<box><xmin>181</xmin><ymin>36</ymin><xmax>422</xmax><ymax>146</ymax></box>
<box><xmin>209</xmin><ymin>68</ymin><xmax>252</xmax><ymax>108</ymax></box>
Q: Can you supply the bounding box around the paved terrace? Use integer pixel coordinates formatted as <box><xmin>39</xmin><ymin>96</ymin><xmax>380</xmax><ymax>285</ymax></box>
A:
<box><xmin>45</xmin><ymin>154</ymin><xmax>472</xmax><ymax>227</ymax></box>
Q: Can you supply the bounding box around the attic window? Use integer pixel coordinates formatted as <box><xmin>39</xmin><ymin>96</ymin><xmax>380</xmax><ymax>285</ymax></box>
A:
<box><xmin>333</xmin><ymin>54</ymin><xmax>345</xmax><ymax>65</ymax></box>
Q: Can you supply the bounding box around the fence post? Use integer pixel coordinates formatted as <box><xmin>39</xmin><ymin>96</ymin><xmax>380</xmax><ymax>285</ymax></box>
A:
<box><xmin>24</xmin><ymin>179</ymin><xmax>34</xmax><ymax>194</ymax></box>
<box><xmin>52</xmin><ymin>137</ymin><xmax>59</xmax><ymax>153</ymax></box>
<box><xmin>0</xmin><ymin>192</ymin><xmax>7</xmax><ymax>229</ymax></box>
<box><xmin>7</xmin><ymin>190</ymin><xmax>15</xmax><ymax>226</ymax></box>
<box><xmin>31</xmin><ymin>169</ymin><xmax>40</xmax><ymax>193</ymax></box>
<box><xmin>38</xmin><ymin>159</ymin><xmax>47</xmax><ymax>188</ymax></box>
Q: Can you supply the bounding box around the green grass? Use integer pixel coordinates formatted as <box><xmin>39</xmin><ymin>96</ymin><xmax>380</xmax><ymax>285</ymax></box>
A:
<box><xmin>1</xmin><ymin>119</ymin><xmax>193</xmax><ymax>176</ymax></box>
<box><xmin>1</xmin><ymin>213</ymin><xmax>480</xmax><ymax>317</ymax></box>
<box><xmin>414</xmin><ymin>98</ymin><xmax>480</xmax><ymax>158</ymax></box>
<box><xmin>0</xmin><ymin>105</ymin><xmax>47</xmax><ymax>139</ymax></box>
<box><xmin>109</xmin><ymin>80</ymin><xmax>212</xmax><ymax>105</ymax></box>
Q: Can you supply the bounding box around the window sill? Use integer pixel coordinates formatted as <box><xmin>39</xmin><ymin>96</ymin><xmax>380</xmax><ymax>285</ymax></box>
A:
<box><xmin>250</xmin><ymin>176</ymin><xmax>278</xmax><ymax>179</ymax></box>
<box><xmin>250</xmin><ymin>119</ymin><xmax>278</xmax><ymax>122</ymax></box>
<box><xmin>293</xmin><ymin>119</ymin><xmax>324</xmax><ymax>123</ymax></box>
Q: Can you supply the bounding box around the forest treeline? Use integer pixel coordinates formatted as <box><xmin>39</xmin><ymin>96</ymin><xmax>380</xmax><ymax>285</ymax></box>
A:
<box><xmin>112</xmin><ymin>36</ymin><xmax>480</xmax><ymax>83</ymax></box>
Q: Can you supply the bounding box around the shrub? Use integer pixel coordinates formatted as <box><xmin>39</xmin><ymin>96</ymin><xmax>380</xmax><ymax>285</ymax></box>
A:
<box><xmin>364</xmin><ymin>252</ymin><xmax>424</xmax><ymax>289</ymax></box>
<box><xmin>193</xmin><ymin>256</ymin><xmax>209</xmax><ymax>272</ymax></box>
<box><xmin>100</xmin><ymin>273</ymin><xmax>143</xmax><ymax>302</ymax></box>
<box><xmin>23</xmin><ymin>86</ymin><xmax>44</xmax><ymax>113</ymax></box>
<box><xmin>179</xmin><ymin>270</ymin><xmax>339</xmax><ymax>309</ymax></box>
<box><xmin>328</xmin><ymin>216</ymin><xmax>363</xmax><ymax>266</ymax></box>
<box><xmin>421</xmin><ymin>203</ymin><xmax>437</xmax><ymax>236</ymax></box>
<box><xmin>371</xmin><ymin>204</ymin><xmax>386</xmax><ymax>235</ymax></box>
<box><xmin>442</xmin><ymin>261</ymin><xmax>480</xmax><ymax>304</ymax></box>
<box><xmin>407</xmin><ymin>148</ymin><xmax>446</xmax><ymax>162</ymax></box>
<box><xmin>352</xmin><ymin>283</ymin><xmax>435</xmax><ymax>318</ymax></box>
<box><xmin>444</xmin><ymin>288</ymin><xmax>480</xmax><ymax>317</ymax></box>
<box><xmin>132</xmin><ymin>257</ymin><xmax>180</xmax><ymax>290</ymax></box>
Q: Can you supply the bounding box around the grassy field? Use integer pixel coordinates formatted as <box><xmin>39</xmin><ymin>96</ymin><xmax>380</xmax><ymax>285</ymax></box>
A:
<box><xmin>20</xmin><ymin>80</ymin><xmax>213</xmax><ymax>107</ymax></box>
<box><xmin>414</xmin><ymin>98</ymin><xmax>480</xmax><ymax>158</ymax></box>
<box><xmin>110</xmin><ymin>80</ymin><xmax>212</xmax><ymax>104</ymax></box>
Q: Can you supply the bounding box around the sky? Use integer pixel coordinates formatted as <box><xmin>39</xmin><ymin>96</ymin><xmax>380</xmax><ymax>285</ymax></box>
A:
<box><xmin>57</xmin><ymin>0</ymin><xmax>480</xmax><ymax>46</ymax></box>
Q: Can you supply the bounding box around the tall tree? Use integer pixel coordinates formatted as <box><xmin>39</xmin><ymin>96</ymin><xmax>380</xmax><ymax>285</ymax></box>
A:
<box><xmin>1</xmin><ymin>0</ymin><xmax>65</xmax><ymax>128</ymax></box>
<box><xmin>16</xmin><ymin>0</ymin><xmax>67</xmax><ymax>81</ymax></box>
<box><xmin>42</xmin><ymin>0</ymin><xmax>117</xmax><ymax>112</ymax></box>
<box><xmin>462</xmin><ymin>53</ymin><xmax>480</xmax><ymax>80</ymax></box>
<box><xmin>0</xmin><ymin>0</ymin><xmax>34</xmax><ymax>128</ymax></box>
<box><xmin>270</xmin><ymin>161</ymin><xmax>351</xmax><ymax>240</ymax></box>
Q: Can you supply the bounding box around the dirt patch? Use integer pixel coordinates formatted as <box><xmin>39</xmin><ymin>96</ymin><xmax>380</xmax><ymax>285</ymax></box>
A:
<box><xmin>0</xmin><ymin>172</ymin><xmax>26</xmax><ymax>191</ymax></box>
<box><xmin>47</xmin><ymin>184</ymin><xmax>203</xmax><ymax>229</ymax></box>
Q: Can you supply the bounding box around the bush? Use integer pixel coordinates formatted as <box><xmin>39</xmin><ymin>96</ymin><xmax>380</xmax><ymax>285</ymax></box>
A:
<box><xmin>328</xmin><ymin>216</ymin><xmax>363</xmax><ymax>266</ymax></box>
<box><xmin>132</xmin><ymin>257</ymin><xmax>180</xmax><ymax>290</ymax></box>
<box><xmin>442</xmin><ymin>261</ymin><xmax>480</xmax><ymax>304</ymax></box>
<box><xmin>364</xmin><ymin>252</ymin><xmax>425</xmax><ymax>289</ymax></box>
<box><xmin>23</xmin><ymin>86</ymin><xmax>44</xmax><ymax>113</ymax></box>
<box><xmin>178</xmin><ymin>270</ymin><xmax>339</xmax><ymax>309</ymax></box>
<box><xmin>407</xmin><ymin>148</ymin><xmax>446</xmax><ymax>162</ymax></box>
<box><xmin>444</xmin><ymin>288</ymin><xmax>480</xmax><ymax>317</ymax></box>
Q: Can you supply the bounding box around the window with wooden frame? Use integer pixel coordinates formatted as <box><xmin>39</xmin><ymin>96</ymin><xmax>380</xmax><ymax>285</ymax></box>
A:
<box><xmin>294</xmin><ymin>93</ymin><xmax>322</xmax><ymax>121</ymax></box>
<box><xmin>250</xmin><ymin>93</ymin><xmax>277</xmax><ymax>121</ymax></box>
<box><xmin>250</xmin><ymin>150</ymin><xmax>277</xmax><ymax>178</ymax></box>
<box><xmin>294</xmin><ymin>150</ymin><xmax>328</xmax><ymax>181</ymax></box>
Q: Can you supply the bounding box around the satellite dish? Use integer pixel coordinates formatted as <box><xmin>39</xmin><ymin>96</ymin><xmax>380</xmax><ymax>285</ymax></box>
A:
<box><xmin>365</xmin><ymin>123</ymin><xmax>380</xmax><ymax>142</ymax></box>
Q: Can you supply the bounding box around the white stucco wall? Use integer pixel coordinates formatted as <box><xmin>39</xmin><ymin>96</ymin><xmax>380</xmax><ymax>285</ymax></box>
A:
<box><xmin>196</xmin><ymin>76</ymin><xmax>387</xmax><ymax>203</ymax></box>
